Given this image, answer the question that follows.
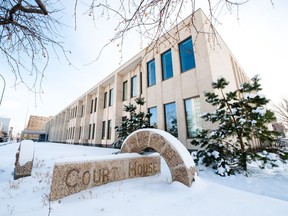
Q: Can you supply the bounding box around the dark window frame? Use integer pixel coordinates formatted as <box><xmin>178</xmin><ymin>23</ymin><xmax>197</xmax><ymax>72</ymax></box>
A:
<box><xmin>131</xmin><ymin>75</ymin><xmax>137</xmax><ymax>98</ymax></box>
<box><xmin>179</xmin><ymin>37</ymin><xmax>196</xmax><ymax>73</ymax></box>
<box><xmin>147</xmin><ymin>59</ymin><xmax>156</xmax><ymax>87</ymax></box>
<box><xmin>161</xmin><ymin>49</ymin><xmax>173</xmax><ymax>81</ymax></box>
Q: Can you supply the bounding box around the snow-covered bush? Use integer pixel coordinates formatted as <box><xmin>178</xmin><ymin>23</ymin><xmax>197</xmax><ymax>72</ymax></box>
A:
<box><xmin>192</xmin><ymin>75</ymin><xmax>280</xmax><ymax>176</ymax></box>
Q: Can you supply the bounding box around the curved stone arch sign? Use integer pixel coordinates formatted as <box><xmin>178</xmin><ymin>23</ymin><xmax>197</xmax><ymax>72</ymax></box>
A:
<box><xmin>121</xmin><ymin>129</ymin><xmax>196</xmax><ymax>187</ymax></box>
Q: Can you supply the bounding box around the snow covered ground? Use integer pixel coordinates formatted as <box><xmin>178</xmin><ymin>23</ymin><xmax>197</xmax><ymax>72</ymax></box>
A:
<box><xmin>0</xmin><ymin>141</ymin><xmax>288</xmax><ymax>216</ymax></box>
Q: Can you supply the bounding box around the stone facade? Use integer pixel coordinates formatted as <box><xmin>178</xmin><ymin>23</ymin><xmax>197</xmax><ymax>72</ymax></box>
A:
<box><xmin>45</xmin><ymin>9</ymin><xmax>249</xmax><ymax>150</ymax></box>
<box><xmin>50</xmin><ymin>153</ymin><xmax>160</xmax><ymax>200</ymax></box>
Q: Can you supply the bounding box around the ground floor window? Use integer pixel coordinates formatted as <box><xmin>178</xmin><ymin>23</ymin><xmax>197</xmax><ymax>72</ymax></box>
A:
<box><xmin>164</xmin><ymin>102</ymin><xmax>178</xmax><ymax>137</ymax></box>
<box><xmin>148</xmin><ymin>106</ymin><xmax>158</xmax><ymax>128</ymax></box>
<box><xmin>102</xmin><ymin>121</ymin><xmax>106</xmax><ymax>139</ymax></box>
<box><xmin>184</xmin><ymin>97</ymin><xmax>203</xmax><ymax>138</ymax></box>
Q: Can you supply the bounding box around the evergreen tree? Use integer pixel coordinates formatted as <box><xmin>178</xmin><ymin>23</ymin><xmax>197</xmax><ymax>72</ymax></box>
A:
<box><xmin>113</xmin><ymin>96</ymin><xmax>152</xmax><ymax>149</ymax></box>
<box><xmin>193</xmin><ymin>75</ymin><xmax>279</xmax><ymax>175</ymax></box>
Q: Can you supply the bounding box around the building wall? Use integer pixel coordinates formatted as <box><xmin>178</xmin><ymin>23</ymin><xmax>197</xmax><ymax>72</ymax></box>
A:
<box><xmin>45</xmin><ymin>9</ymin><xmax>250</xmax><ymax>150</ymax></box>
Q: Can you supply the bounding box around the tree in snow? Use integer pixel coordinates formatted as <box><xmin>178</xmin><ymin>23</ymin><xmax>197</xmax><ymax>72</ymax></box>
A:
<box><xmin>192</xmin><ymin>75</ymin><xmax>279</xmax><ymax>175</ymax></box>
<box><xmin>273</xmin><ymin>98</ymin><xmax>288</xmax><ymax>129</ymax></box>
<box><xmin>113</xmin><ymin>96</ymin><xmax>152</xmax><ymax>149</ymax></box>
<box><xmin>0</xmin><ymin>0</ymin><xmax>69</xmax><ymax>92</ymax></box>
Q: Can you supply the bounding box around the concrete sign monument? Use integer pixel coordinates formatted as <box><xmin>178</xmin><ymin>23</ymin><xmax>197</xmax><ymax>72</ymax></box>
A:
<box><xmin>50</xmin><ymin>153</ymin><xmax>160</xmax><ymax>200</ymax></box>
<box><xmin>14</xmin><ymin>140</ymin><xmax>35</xmax><ymax>180</ymax></box>
<box><xmin>50</xmin><ymin>129</ymin><xmax>196</xmax><ymax>200</ymax></box>
<box><xmin>121</xmin><ymin>129</ymin><xmax>196</xmax><ymax>187</ymax></box>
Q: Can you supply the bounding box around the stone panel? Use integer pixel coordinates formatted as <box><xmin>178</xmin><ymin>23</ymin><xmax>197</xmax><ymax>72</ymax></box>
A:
<box><xmin>121</xmin><ymin>129</ymin><xmax>196</xmax><ymax>187</ymax></box>
<box><xmin>50</xmin><ymin>153</ymin><xmax>160</xmax><ymax>200</ymax></box>
<box><xmin>14</xmin><ymin>141</ymin><xmax>34</xmax><ymax>180</ymax></box>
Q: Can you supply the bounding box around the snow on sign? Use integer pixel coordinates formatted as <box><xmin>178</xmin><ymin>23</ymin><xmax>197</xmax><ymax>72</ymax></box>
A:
<box><xmin>121</xmin><ymin>129</ymin><xmax>196</xmax><ymax>187</ymax></box>
<box><xmin>14</xmin><ymin>140</ymin><xmax>35</xmax><ymax>180</ymax></box>
<box><xmin>50</xmin><ymin>129</ymin><xmax>196</xmax><ymax>201</ymax></box>
<box><xmin>50</xmin><ymin>153</ymin><xmax>161</xmax><ymax>200</ymax></box>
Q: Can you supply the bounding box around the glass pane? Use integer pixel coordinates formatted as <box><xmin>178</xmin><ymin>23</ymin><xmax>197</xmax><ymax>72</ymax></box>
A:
<box><xmin>164</xmin><ymin>102</ymin><xmax>178</xmax><ymax>137</ymax></box>
<box><xmin>148</xmin><ymin>107</ymin><xmax>158</xmax><ymax>128</ymax></box>
<box><xmin>161</xmin><ymin>50</ymin><xmax>173</xmax><ymax>80</ymax></box>
<box><xmin>147</xmin><ymin>59</ymin><xmax>156</xmax><ymax>86</ymax></box>
<box><xmin>123</xmin><ymin>81</ymin><xmax>128</xmax><ymax>101</ymax></box>
<box><xmin>179</xmin><ymin>37</ymin><xmax>196</xmax><ymax>72</ymax></box>
<box><xmin>131</xmin><ymin>75</ymin><xmax>137</xmax><ymax>97</ymax></box>
<box><xmin>184</xmin><ymin>97</ymin><xmax>203</xmax><ymax>138</ymax></box>
<box><xmin>109</xmin><ymin>88</ymin><xmax>113</xmax><ymax>106</ymax></box>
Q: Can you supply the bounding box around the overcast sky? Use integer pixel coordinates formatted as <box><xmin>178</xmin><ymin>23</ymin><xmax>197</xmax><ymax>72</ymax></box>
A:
<box><xmin>1</xmin><ymin>0</ymin><xmax>288</xmax><ymax>133</ymax></box>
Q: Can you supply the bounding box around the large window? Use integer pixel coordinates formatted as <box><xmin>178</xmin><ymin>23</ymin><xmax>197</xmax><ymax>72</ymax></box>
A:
<box><xmin>164</xmin><ymin>102</ymin><xmax>178</xmax><ymax>137</ymax></box>
<box><xmin>179</xmin><ymin>37</ymin><xmax>196</xmax><ymax>72</ymax></box>
<box><xmin>94</xmin><ymin>97</ymin><xmax>97</xmax><ymax>112</ymax></box>
<box><xmin>131</xmin><ymin>75</ymin><xmax>137</xmax><ymax>97</ymax></box>
<box><xmin>90</xmin><ymin>99</ymin><xmax>94</xmax><ymax>113</ymax></box>
<box><xmin>147</xmin><ymin>59</ymin><xmax>156</xmax><ymax>86</ymax></box>
<box><xmin>109</xmin><ymin>88</ymin><xmax>113</xmax><ymax>106</ymax></box>
<box><xmin>161</xmin><ymin>49</ymin><xmax>173</xmax><ymax>80</ymax></box>
<box><xmin>123</xmin><ymin>81</ymin><xmax>128</xmax><ymax>101</ymax></box>
<box><xmin>81</xmin><ymin>104</ymin><xmax>84</xmax><ymax>117</ymax></box>
<box><xmin>107</xmin><ymin>120</ymin><xmax>112</xmax><ymax>139</ymax></box>
<box><xmin>184</xmin><ymin>97</ymin><xmax>203</xmax><ymax>138</ymax></box>
<box><xmin>92</xmin><ymin>123</ymin><xmax>95</xmax><ymax>139</ymax></box>
<box><xmin>103</xmin><ymin>92</ymin><xmax>107</xmax><ymax>108</ymax></box>
<box><xmin>102</xmin><ymin>121</ymin><xmax>106</xmax><ymax>139</ymax></box>
<box><xmin>79</xmin><ymin>126</ymin><xmax>82</xmax><ymax>139</ymax></box>
<box><xmin>88</xmin><ymin>124</ymin><xmax>91</xmax><ymax>139</ymax></box>
<box><xmin>148</xmin><ymin>106</ymin><xmax>158</xmax><ymax>128</ymax></box>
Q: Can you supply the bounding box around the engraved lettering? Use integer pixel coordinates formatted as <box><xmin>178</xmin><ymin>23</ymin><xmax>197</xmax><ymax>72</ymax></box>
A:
<box><xmin>82</xmin><ymin>170</ymin><xmax>90</xmax><ymax>185</ymax></box>
<box><xmin>129</xmin><ymin>162</ymin><xmax>136</xmax><ymax>177</ymax></box>
<box><xmin>102</xmin><ymin>168</ymin><xmax>109</xmax><ymax>183</ymax></box>
<box><xmin>111</xmin><ymin>167</ymin><xmax>118</xmax><ymax>181</ymax></box>
<box><xmin>93</xmin><ymin>169</ymin><xmax>101</xmax><ymax>184</ymax></box>
<box><xmin>66</xmin><ymin>169</ymin><xmax>80</xmax><ymax>188</ymax></box>
<box><xmin>137</xmin><ymin>163</ymin><xmax>142</xmax><ymax>175</ymax></box>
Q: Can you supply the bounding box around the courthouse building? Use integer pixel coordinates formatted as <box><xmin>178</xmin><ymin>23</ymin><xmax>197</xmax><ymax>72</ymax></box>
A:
<box><xmin>45</xmin><ymin>9</ymin><xmax>249</xmax><ymax>150</ymax></box>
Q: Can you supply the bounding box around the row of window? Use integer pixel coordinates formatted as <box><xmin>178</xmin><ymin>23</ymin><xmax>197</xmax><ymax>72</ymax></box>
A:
<box><xmin>68</xmin><ymin>97</ymin><xmax>202</xmax><ymax>141</ymax></box>
<box><xmin>148</xmin><ymin>97</ymin><xmax>203</xmax><ymax>138</ymax></box>
<box><xmin>147</xmin><ymin>37</ymin><xmax>196</xmax><ymax>87</ymax></box>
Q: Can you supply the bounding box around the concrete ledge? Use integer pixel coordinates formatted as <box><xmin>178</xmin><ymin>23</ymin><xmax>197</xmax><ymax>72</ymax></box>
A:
<box><xmin>50</xmin><ymin>153</ymin><xmax>160</xmax><ymax>200</ymax></box>
<box><xmin>14</xmin><ymin>140</ymin><xmax>35</xmax><ymax>180</ymax></box>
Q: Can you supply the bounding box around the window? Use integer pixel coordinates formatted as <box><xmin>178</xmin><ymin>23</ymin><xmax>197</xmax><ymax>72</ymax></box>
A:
<box><xmin>161</xmin><ymin>49</ymin><xmax>173</xmax><ymax>80</ymax></box>
<box><xmin>79</xmin><ymin>126</ymin><xmax>82</xmax><ymax>139</ymax></box>
<box><xmin>107</xmin><ymin>120</ymin><xmax>112</xmax><ymax>139</ymax></box>
<box><xmin>147</xmin><ymin>59</ymin><xmax>156</xmax><ymax>87</ymax></box>
<box><xmin>179</xmin><ymin>37</ymin><xmax>196</xmax><ymax>72</ymax></box>
<box><xmin>90</xmin><ymin>99</ymin><xmax>94</xmax><ymax>113</ymax></box>
<box><xmin>148</xmin><ymin>107</ymin><xmax>158</xmax><ymax>128</ymax></box>
<box><xmin>131</xmin><ymin>75</ymin><xmax>137</xmax><ymax>97</ymax></box>
<box><xmin>184</xmin><ymin>97</ymin><xmax>203</xmax><ymax>138</ymax></box>
<box><xmin>102</xmin><ymin>121</ymin><xmax>106</xmax><ymax>139</ymax></box>
<box><xmin>103</xmin><ymin>92</ymin><xmax>107</xmax><ymax>108</ymax></box>
<box><xmin>109</xmin><ymin>88</ymin><xmax>113</xmax><ymax>106</ymax></box>
<box><xmin>164</xmin><ymin>102</ymin><xmax>178</xmax><ymax>137</ymax></box>
<box><xmin>140</xmin><ymin>72</ymin><xmax>143</xmax><ymax>95</ymax></box>
<box><xmin>94</xmin><ymin>97</ymin><xmax>97</xmax><ymax>112</ymax></box>
<box><xmin>81</xmin><ymin>104</ymin><xmax>84</xmax><ymax>117</ymax></box>
<box><xmin>88</xmin><ymin>124</ymin><xmax>91</xmax><ymax>139</ymax></box>
<box><xmin>92</xmin><ymin>123</ymin><xmax>95</xmax><ymax>139</ymax></box>
<box><xmin>123</xmin><ymin>81</ymin><xmax>128</xmax><ymax>101</ymax></box>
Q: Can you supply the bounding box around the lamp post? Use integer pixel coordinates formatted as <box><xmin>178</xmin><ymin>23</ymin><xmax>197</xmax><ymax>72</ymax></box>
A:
<box><xmin>0</xmin><ymin>74</ymin><xmax>6</xmax><ymax>107</ymax></box>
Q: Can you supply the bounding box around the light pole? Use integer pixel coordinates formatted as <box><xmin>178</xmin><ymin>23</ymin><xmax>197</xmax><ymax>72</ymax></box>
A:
<box><xmin>0</xmin><ymin>74</ymin><xmax>6</xmax><ymax>107</ymax></box>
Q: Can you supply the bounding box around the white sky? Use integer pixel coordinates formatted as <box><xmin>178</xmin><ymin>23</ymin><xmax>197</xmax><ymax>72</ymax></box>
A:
<box><xmin>0</xmin><ymin>0</ymin><xmax>288</xmax><ymax>133</ymax></box>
